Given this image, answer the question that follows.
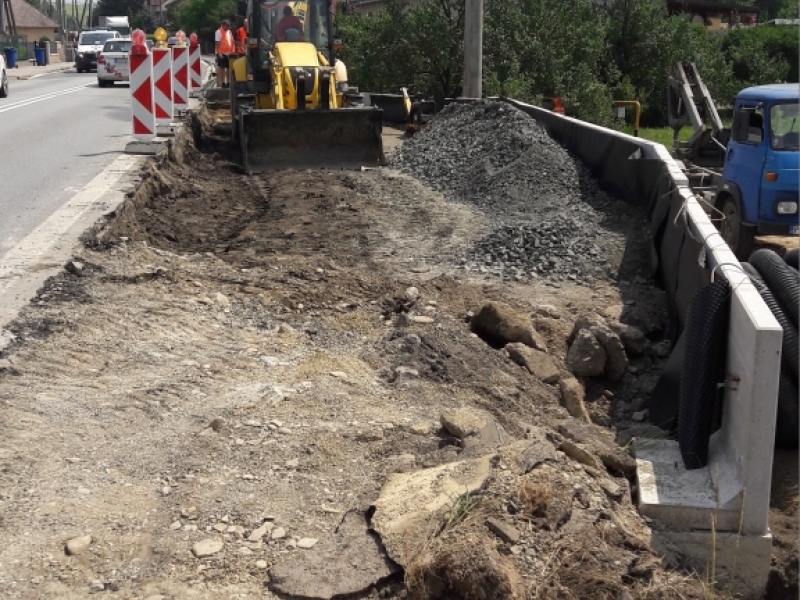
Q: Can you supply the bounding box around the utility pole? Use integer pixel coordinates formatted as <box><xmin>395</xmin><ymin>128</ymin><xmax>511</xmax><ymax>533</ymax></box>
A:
<box><xmin>0</xmin><ymin>0</ymin><xmax>5</xmax><ymax>36</ymax></box>
<box><xmin>462</xmin><ymin>0</ymin><xmax>483</xmax><ymax>99</ymax></box>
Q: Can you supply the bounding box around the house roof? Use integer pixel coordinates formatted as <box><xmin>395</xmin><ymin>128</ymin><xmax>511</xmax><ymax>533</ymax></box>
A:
<box><xmin>9</xmin><ymin>0</ymin><xmax>58</xmax><ymax>29</ymax></box>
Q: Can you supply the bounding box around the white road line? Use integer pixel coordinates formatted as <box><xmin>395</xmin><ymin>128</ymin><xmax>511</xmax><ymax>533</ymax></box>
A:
<box><xmin>0</xmin><ymin>154</ymin><xmax>140</xmax><ymax>292</ymax></box>
<box><xmin>0</xmin><ymin>83</ymin><xmax>92</xmax><ymax>114</ymax></box>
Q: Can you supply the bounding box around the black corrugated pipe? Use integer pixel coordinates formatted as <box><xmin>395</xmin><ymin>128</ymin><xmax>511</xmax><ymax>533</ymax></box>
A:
<box><xmin>678</xmin><ymin>279</ymin><xmax>730</xmax><ymax>470</ymax></box>
<box><xmin>750</xmin><ymin>249</ymin><xmax>800</xmax><ymax>327</ymax></box>
<box><xmin>784</xmin><ymin>247</ymin><xmax>799</xmax><ymax>271</ymax></box>
<box><xmin>775</xmin><ymin>371</ymin><xmax>799</xmax><ymax>449</ymax></box>
<box><xmin>742</xmin><ymin>262</ymin><xmax>799</xmax><ymax>382</ymax></box>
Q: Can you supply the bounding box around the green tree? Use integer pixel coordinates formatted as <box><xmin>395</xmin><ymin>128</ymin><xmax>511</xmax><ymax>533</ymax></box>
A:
<box><xmin>722</xmin><ymin>25</ymin><xmax>794</xmax><ymax>92</ymax></box>
<box><xmin>338</xmin><ymin>0</ymin><xmax>464</xmax><ymax>105</ymax></box>
<box><xmin>484</xmin><ymin>0</ymin><xmax>615</xmax><ymax>125</ymax></box>
<box><xmin>173</xmin><ymin>0</ymin><xmax>236</xmax><ymax>46</ymax></box>
<box><xmin>605</xmin><ymin>0</ymin><xmax>731</xmax><ymax>125</ymax></box>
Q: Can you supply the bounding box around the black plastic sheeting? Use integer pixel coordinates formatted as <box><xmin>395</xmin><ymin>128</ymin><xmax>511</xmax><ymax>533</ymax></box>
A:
<box><xmin>502</xmin><ymin>98</ymin><xmax>714</xmax><ymax>339</ymax></box>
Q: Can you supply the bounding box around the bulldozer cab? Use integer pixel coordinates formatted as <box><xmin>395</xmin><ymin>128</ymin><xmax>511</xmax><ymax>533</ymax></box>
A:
<box><xmin>251</xmin><ymin>0</ymin><xmax>332</xmax><ymax>60</ymax></box>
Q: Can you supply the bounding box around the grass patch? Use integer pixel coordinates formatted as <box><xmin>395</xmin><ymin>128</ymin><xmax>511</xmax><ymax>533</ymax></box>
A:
<box><xmin>622</xmin><ymin>125</ymin><xmax>691</xmax><ymax>147</ymax></box>
<box><xmin>444</xmin><ymin>492</ymin><xmax>482</xmax><ymax>530</ymax></box>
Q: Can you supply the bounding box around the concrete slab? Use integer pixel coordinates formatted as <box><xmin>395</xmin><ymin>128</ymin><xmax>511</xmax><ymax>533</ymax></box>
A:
<box><xmin>156</xmin><ymin>123</ymin><xmax>181</xmax><ymax>137</ymax></box>
<box><xmin>124</xmin><ymin>138</ymin><xmax>168</xmax><ymax>155</ymax></box>
<box><xmin>652</xmin><ymin>529</ymin><xmax>772</xmax><ymax>599</ymax></box>
<box><xmin>370</xmin><ymin>454</ymin><xmax>494</xmax><ymax>567</ymax></box>
<box><xmin>635</xmin><ymin>439</ymin><xmax>743</xmax><ymax>531</ymax></box>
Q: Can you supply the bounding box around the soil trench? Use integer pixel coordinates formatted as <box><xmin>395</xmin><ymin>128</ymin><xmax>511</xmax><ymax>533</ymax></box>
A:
<box><xmin>0</xmin><ymin>106</ymin><xmax>794</xmax><ymax>600</ymax></box>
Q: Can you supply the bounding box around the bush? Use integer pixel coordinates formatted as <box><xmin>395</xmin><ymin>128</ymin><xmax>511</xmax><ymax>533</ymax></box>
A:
<box><xmin>722</xmin><ymin>25</ymin><xmax>797</xmax><ymax>93</ymax></box>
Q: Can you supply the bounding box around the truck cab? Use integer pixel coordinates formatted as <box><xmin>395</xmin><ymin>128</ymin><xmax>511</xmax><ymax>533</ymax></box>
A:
<box><xmin>75</xmin><ymin>28</ymin><xmax>120</xmax><ymax>73</ymax></box>
<box><xmin>716</xmin><ymin>84</ymin><xmax>799</xmax><ymax>258</ymax></box>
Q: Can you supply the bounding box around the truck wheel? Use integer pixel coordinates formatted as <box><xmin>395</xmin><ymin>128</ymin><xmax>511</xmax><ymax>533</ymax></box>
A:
<box><xmin>718</xmin><ymin>195</ymin><xmax>755</xmax><ymax>260</ymax></box>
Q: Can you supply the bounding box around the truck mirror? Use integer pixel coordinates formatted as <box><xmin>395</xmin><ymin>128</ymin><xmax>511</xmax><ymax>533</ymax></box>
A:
<box><xmin>731</xmin><ymin>109</ymin><xmax>751</xmax><ymax>143</ymax></box>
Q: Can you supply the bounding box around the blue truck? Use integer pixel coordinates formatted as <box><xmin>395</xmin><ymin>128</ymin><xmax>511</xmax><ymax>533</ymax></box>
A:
<box><xmin>668</xmin><ymin>64</ymin><xmax>798</xmax><ymax>258</ymax></box>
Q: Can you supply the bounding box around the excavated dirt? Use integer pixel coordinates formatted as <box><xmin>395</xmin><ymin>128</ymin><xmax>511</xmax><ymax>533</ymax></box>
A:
<box><xmin>0</xmin><ymin>106</ymin><xmax>794</xmax><ymax>599</ymax></box>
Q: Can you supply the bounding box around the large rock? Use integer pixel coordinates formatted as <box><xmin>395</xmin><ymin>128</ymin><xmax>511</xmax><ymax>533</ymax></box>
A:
<box><xmin>559</xmin><ymin>377</ymin><xmax>591</xmax><ymax>422</ymax></box>
<box><xmin>566</xmin><ymin>329</ymin><xmax>606</xmax><ymax>377</ymax></box>
<box><xmin>567</xmin><ymin>313</ymin><xmax>607</xmax><ymax>345</ymax></box>
<box><xmin>269</xmin><ymin>511</ymin><xmax>400</xmax><ymax>599</ymax></box>
<box><xmin>470</xmin><ymin>302</ymin><xmax>546</xmax><ymax>351</ymax></box>
<box><xmin>566</xmin><ymin>314</ymin><xmax>628</xmax><ymax>381</ymax></box>
<box><xmin>556</xmin><ymin>420</ymin><xmax>636</xmax><ymax>476</ymax></box>
<box><xmin>371</xmin><ymin>455</ymin><xmax>494</xmax><ymax>567</ymax></box>
<box><xmin>505</xmin><ymin>343</ymin><xmax>560</xmax><ymax>384</ymax></box>
<box><xmin>607</xmin><ymin>321</ymin><xmax>648</xmax><ymax>356</ymax></box>
<box><xmin>558</xmin><ymin>438</ymin><xmax>602</xmax><ymax>469</ymax></box>
<box><xmin>65</xmin><ymin>535</ymin><xmax>92</xmax><ymax>556</ymax></box>
<box><xmin>192</xmin><ymin>539</ymin><xmax>223</xmax><ymax>558</ymax></box>
<box><xmin>440</xmin><ymin>408</ymin><xmax>487</xmax><ymax>439</ymax></box>
<box><xmin>588</xmin><ymin>324</ymin><xmax>628</xmax><ymax>381</ymax></box>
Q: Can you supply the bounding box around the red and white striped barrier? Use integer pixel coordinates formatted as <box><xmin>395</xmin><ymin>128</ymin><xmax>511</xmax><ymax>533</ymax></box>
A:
<box><xmin>189</xmin><ymin>42</ymin><xmax>202</xmax><ymax>96</ymax></box>
<box><xmin>152</xmin><ymin>47</ymin><xmax>173</xmax><ymax>128</ymax></box>
<box><xmin>129</xmin><ymin>33</ymin><xmax>155</xmax><ymax>142</ymax></box>
<box><xmin>171</xmin><ymin>45</ymin><xmax>189</xmax><ymax>113</ymax></box>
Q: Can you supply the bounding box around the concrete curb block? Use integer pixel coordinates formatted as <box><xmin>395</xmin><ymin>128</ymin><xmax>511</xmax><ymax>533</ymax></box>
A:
<box><xmin>7</xmin><ymin>64</ymin><xmax>74</xmax><ymax>80</ymax></box>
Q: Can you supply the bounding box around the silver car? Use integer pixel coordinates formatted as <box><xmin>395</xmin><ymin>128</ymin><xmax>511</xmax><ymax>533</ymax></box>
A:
<box><xmin>97</xmin><ymin>38</ymin><xmax>131</xmax><ymax>87</ymax></box>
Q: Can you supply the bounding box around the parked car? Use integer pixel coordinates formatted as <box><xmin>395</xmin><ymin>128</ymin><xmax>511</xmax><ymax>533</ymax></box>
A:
<box><xmin>97</xmin><ymin>38</ymin><xmax>131</xmax><ymax>86</ymax></box>
<box><xmin>0</xmin><ymin>53</ymin><xmax>7</xmax><ymax>98</ymax></box>
<box><xmin>75</xmin><ymin>29</ymin><xmax>120</xmax><ymax>73</ymax></box>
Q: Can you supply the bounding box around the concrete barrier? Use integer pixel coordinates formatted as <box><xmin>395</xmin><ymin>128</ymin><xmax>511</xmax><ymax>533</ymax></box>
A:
<box><xmin>502</xmin><ymin>98</ymin><xmax>781</xmax><ymax>596</ymax></box>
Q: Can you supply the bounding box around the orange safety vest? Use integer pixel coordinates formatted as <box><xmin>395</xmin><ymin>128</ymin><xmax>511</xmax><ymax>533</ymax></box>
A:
<box><xmin>216</xmin><ymin>27</ymin><xmax>235</xmax><ymax>54</ymax></box>
<box><xmin>236</xmin><ymin>27</ymin><xmax>247</xmax><ymax>53</ymax></box>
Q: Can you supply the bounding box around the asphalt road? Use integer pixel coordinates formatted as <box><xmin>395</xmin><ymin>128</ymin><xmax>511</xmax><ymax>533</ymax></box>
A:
<box><xmin>0</xmin><ymin>70</ymin><xmax>134</xmax><ymax>257</ymax></box>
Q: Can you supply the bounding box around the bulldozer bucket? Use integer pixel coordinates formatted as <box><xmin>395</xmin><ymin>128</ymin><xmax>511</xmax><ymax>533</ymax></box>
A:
<box><xmin>239</xmin><ymin>107</ymin><xmax>385</xmax><ymax>174</ymax></box>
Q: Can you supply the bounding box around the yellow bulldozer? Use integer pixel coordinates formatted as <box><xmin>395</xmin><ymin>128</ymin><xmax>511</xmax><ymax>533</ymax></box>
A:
<box><xmin>228</xmin><ymin>0</ymin><xmax>385</xmax><ymax>174</ymax></box>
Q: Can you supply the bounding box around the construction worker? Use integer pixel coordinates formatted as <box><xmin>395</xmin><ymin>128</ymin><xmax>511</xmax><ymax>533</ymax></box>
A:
<box><xmin>236</xmin><ymin>18</ymin><xmax>248</xmax><ymax>55</ymax></box>
<box><xmin>275</xmin><ymin>6</ymin><xmax>304</xmax><ymax>42</ymax></box>
<box><xmin>214</xmin><ymin>19</ymin><xmax>235</xmax><ymax>87</ymax></box>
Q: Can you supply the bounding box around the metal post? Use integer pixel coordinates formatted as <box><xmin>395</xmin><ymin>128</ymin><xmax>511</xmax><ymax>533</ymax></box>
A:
<box><xmin>462</xmin><ymin>0</ymin><xmax>483</xmax><ymax>99</ymax></box>
<box><xmin>0</xmin><ymin>0</ymin><xmax>6</xmax><ymax>36</ymax></box>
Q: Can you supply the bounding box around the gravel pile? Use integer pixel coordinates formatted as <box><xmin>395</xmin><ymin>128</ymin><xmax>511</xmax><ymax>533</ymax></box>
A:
<box><xmin>390</xmin><ymin>100</ymin><xmax>643</xmax><ymax>284</ymax></box>
<box><xmin>458</xmin><ymin>218</ymin><xmax>614</xmax><ymax>282</ymax></box>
